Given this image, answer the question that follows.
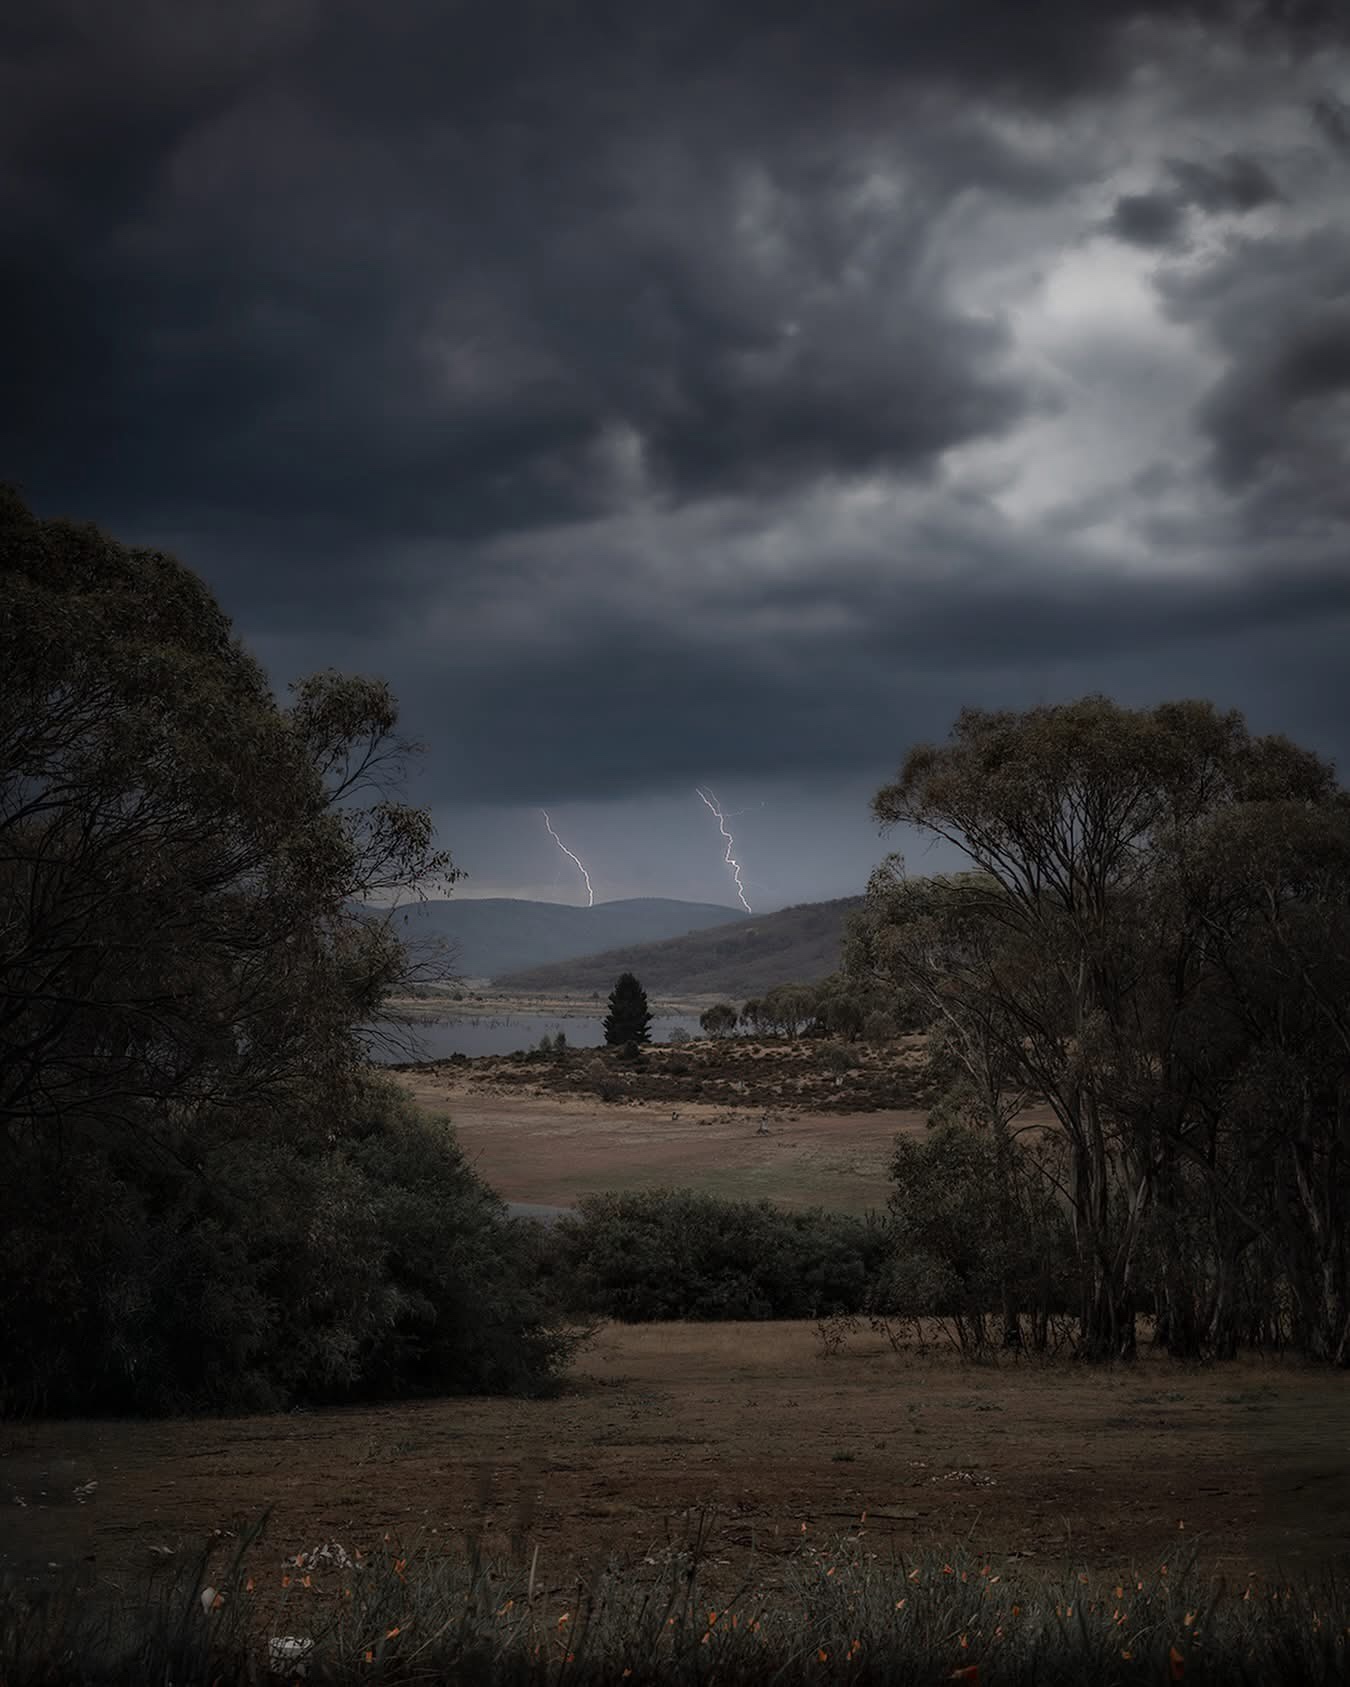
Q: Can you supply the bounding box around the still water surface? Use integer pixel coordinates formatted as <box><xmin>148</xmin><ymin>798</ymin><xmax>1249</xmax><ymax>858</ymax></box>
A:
<box><xmin>369</xmin><ymin>1011</ymin><xmax>704</xmax><ymax>1063</ymax></box>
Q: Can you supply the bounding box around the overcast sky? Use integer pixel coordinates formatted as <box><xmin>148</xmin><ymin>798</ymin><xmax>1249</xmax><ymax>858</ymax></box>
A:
<box><xmin>5</xmin><ymin>1</ymin><xmax>1349</xmax><ymax>910</ymax></box>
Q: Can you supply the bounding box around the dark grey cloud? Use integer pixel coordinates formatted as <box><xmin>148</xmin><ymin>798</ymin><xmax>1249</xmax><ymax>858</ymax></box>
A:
<box><xmin>5</xmin><ymin>0</ymin><xmax>1339</xmax><ymax>549</ymax></box>
<box><xmin>1311</xmin><ymin>92</ymin><xmax>1350</xmax><ymax>154</ymax></box>
<box><xmin>375</xmin><ymin>525</ymin><xmax>1350</xmax><ymax>804</ymax></box>
<box><xmin>5</xmin><ymin>0</ymin><xmax>1350</xmax><ymax>886</ymax></box>
<box><xmin>1166</xmin><ymin>152</ymin><xmax>1281</xmax><ymax>211</ymax></box>
<box><xmin>1106</xmin><ymin>152</ymin><xmax>1281</xmax><ymax>247</ymax></box>
<box><xmin>1108</xmin><ymin>192</ymin><xmax>1188</xmax><ymax>248</ymax></box>
<box><xmin>1159</xmin><ymin>227</ymin><xmax>1350</xmax><ymax>516</ymax></box>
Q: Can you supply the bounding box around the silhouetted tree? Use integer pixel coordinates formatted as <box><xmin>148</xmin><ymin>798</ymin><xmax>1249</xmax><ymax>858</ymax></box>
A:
<box><xmin>604</xmin><ymin>971</ymin><xmax>652</xmax><ymax>1045</ymax></box>
<box><xmin>854</xmin><ymin>693</ymin><xmax>1349</xmax><ymax>1364</ymax></box>
<box><xmin>0</xmin><ymin>489</ymin><xmax>584</xmax><ymax>1416</ymax></box>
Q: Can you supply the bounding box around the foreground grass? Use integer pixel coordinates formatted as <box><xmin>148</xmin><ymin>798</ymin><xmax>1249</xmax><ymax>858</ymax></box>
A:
<box><xmin>5</xmin><ymin>1516</ymin><xmax>1350</xmax><ymax>1685</ymax></box>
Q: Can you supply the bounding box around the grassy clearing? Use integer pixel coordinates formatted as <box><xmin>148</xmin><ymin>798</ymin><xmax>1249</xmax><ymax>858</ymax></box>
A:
<box><xmin>6</xmin><ymin>1515</ymin><xmax>1350</xmax><ymax>1685</ymax></box>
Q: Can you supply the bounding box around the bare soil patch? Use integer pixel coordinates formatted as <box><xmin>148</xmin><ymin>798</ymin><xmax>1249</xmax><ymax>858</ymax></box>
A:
<box><xmin>398</xmin><ymin>1073</ymin><xmax>956</xmax><ymax>1213</ymax></box>
<box><xmin>393</xmin><ymin>1035</ymin><xmax>1042</xmax><ymax>1212</ymax></box>
<box><xmin>5</xmin><ymin>1324</ymin><xmax>1346</xmax><ymax>1607</ymax></box>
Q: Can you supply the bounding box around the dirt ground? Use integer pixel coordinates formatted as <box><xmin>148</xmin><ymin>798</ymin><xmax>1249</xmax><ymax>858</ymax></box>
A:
<box><xmin>6</xmin><ymin>1048</ymin><xmax>1346</xmax><ymax>1618</ymax></box>
<box><xmin>396</xmin><ymin>1050</ymin><xmax>1039</xmax><ymax>1212</ymax></box>
<box><xmin>401</xmin><ymin>1076</ymin><xmax>935</xmax><ymax>1212</ymax></box>
<box><xmin>5</xmin><ymin>1323</ymin><xmax>1348</xmax><ymax>1611</ymax></box>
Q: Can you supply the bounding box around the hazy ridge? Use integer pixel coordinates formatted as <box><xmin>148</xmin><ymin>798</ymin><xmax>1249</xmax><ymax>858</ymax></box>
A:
<box><xmin>494</xmin><ymin>896</ymin><xmax>863</xmax><ymax>997</ymax></box>
<box><xmin>380</xmin><ymin>895</ymin><xmax>746</xmax><ymax>980</ymax></box>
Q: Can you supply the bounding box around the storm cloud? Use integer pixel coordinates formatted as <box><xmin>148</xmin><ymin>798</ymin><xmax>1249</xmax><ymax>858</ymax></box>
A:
<box><xmin>5</xmin><ymin>0</ymin><xmax>1350</xmax><ymax>904</ymax></box>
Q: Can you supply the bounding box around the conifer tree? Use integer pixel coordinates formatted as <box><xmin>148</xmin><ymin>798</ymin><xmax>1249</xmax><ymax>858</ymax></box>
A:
<box><xmin>603</xmin><ymin>971</ymin><xmax>652</xmax><ymax>1046</ymax></box>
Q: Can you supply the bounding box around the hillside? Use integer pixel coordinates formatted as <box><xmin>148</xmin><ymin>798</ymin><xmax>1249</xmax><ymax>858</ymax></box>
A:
<box><xmin>495</xmin><ymin>896</ymin><xmax>863</xmax><ymax>997</ymax></box>
<box><xmin>377</xmin><ymin>896</ymin><xmax>745</xmax><ymax>980</ymax></box>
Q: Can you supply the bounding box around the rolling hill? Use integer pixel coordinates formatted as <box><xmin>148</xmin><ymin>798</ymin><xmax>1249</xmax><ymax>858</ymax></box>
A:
<box><xmin>495</xmin><ymin>896</ymin><xmax>863</xmax><ymax>997</ymax></box>
<box><xmin>375</xmin><ymin>896</ymin><xmax>746</xmax><ymax>980</ymax></box>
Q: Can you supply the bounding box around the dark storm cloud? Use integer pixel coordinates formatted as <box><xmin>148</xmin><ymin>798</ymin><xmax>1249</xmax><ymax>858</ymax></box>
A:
<box><xmin>1106</xmin><ymin>153</ymin><xmax>1280</xmax><ymax>248</ymax></box>
<box><xmin>5</xmin><ymin>0</ymin><xmax>1350</xmax><ymax>829</ymax></box>
<box><xmin>1108</xmin><ymin>192</ymin><xmax>1188</xmax><ymax>248</ymax></box>
<box><xmin>397</xmin><ymin>536</ymin><xmax>1350</xmax><ymax>803</ymax></box>
<box><xmin>4</xmin><ymin>21</ymin><xmax>1041</xmax><ymax>589</ymax></box>
<box><xmin>1159</xmin><ymin>227</ymin><xmax>1350</xmax><ymax>517</ymax></box>
<box><xmin>1312</xmin><ymin>92</ymin><xmax>1350</xmax><ymax>154</ymax></box>
<box><xmin>1166</xmin><ymin>152</ymin><xmax>1281</xmax><ymax>212</ymax></box>
<box><xmin>5</xmin><ymin>0</ymin><xmax>1341</xmax><ymax>561</ymax></box>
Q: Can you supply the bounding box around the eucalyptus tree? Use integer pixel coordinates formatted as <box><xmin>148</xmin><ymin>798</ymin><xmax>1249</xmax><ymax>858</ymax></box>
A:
<box><xmin>0</xmin><ymin>486</ymin><xmax>455</xmax><ymax>1158</ymax></box>
<box><xmin>857</xmin><ymin>695</ymin><xmax>1344</xmax><ymax>1362</ymax></box>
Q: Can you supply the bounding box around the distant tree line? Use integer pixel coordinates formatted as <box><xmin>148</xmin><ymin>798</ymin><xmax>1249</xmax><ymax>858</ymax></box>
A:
<box><xmin>694</xmin><ymin>978</ymin><xmax>905</xmax><ymax>1043</ymax></box>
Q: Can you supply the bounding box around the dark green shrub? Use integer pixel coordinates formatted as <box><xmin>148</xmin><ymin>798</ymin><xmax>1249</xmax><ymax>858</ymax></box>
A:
<box><xmin>885</xmin><ymin>1119</ymin><xmax>1075</xmax><ymax>1354</ymax></box>
<box><xmin>0</xmin><ymin>1079</ymin><xmax>579</xmax><ymax>1416</ymax></box>
<box><xmin>550</xmin><ymin>1189</ymin><xmax>892</xmax><ymax>1321</ymax></box>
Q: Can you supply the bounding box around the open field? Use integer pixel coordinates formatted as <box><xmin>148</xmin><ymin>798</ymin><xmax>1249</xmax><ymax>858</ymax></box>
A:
<box><xmin>398</xmin><ymin>1076</ymin><xmax>931</xmax><ymax>1211</ymax></box>
<box><xmin>4</xmin><ymin>1322</ymin><xmax>1348</xmax><ymax>1611</ymax></box>
<box><xmin>393</xmin><ymin>1032</ymin><xmax>973</xmax><ymax>1211</ymax></box>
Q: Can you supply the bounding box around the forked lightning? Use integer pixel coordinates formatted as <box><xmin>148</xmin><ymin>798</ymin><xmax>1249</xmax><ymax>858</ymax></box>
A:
<box><xmin>540</xmin><ymin>810</ymin><xmax>594</xmax><ymax>906</ymax></box>
<box><xmin>695</xmin><ymin>787</ymin><xmax>752</xmax><ymax>914</ymax></box>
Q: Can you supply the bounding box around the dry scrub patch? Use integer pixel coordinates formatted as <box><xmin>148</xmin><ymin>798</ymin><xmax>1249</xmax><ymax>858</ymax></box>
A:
<box><xmin>4</xmin><ymin>1322</ymin><xmax>1346</xmax><ymax>1605</ymax></box>
<box><xmin>391</xmin><ymin>1028</ymin><xmax>941</xmax><ymax>1114</ymax></box>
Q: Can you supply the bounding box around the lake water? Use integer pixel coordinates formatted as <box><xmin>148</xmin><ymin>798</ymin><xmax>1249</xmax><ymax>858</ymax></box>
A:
<box><xmin>368</xmin><ymin>1011</ymin><xmax>704</xmax><ymax>1063</ymax></box>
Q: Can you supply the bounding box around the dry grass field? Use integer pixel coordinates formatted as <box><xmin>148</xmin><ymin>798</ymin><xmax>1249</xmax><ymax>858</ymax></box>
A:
<box><xmin>6</xmin><ymin>1046</ymin><xmax>1345</xmax><ymax>1637</ymax></box>
<box><xmin>394</xmin><ymin>1042</ymin><xmax>1042</xmax><ymax>1212</ymax></box>
<box><xmin>4</xmin><ymin>1322</ymin><xmax>1348</xmax><ymax>1610</ymax></box>
<box><xmin>397</xmin><ymin>1078</ymin><xmax>924</xmax><ymax>1211</ymax></box>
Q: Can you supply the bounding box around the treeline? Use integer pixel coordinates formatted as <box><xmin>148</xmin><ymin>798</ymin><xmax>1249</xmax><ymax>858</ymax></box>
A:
<box><xmin>697</xmin><ymin>976</ymin><xmax>908</xmax><ymax>1042</ymax></box>
<box><xmin>843</xmin><ymin>697</ymin><xmax>1350</xmax><ymax>1366</ymax></box>
<box><xmin>0</xmin><ymin>489</ymin><xmax>578</xmax><ymax>1415</ymax></box>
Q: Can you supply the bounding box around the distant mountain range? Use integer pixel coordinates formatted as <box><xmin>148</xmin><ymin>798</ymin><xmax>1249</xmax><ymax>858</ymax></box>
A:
<box><xmin>377</xmin><ymin>896</ymin><xmax>746</xmax><ymax>981</ymax></box>
<box><xmin>496</xmin><ymin>896</ymin><xmax>864</xmax><ymax>998</ymax></box>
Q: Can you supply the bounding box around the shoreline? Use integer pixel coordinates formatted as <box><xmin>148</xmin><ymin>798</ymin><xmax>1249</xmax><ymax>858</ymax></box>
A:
<box><xmin>384</xmin><ymin>989</ymin><xmax>725</xmax><ymax>1022</ymax></box>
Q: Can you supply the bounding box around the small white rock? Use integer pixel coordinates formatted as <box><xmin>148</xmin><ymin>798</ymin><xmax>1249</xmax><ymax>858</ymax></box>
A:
<box><xmin>269</xmin><ymin>1636</ymin><xmax>315</xmax><ymax>1676</ymax></box>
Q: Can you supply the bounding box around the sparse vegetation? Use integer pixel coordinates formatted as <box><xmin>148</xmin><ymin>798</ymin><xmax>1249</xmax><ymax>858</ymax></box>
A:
<box><xmin>7</xmin><ymin>1516</ymin><xmax>1350</xmax><ymax>1686</ymax></box>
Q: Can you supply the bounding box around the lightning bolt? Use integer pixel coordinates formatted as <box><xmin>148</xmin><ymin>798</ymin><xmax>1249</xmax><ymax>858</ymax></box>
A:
<box><xmin>540</xmin><ymin>810</ymin><xmax>594</xmax><ymax>906</ymax></box>
<box><xmin>696</xmin><ymin>787</ymin><xmax>752</xmax><ymax>914</ymax></box>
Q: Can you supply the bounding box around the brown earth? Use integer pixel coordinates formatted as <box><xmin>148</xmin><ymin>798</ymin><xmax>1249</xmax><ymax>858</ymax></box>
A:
<box><xmin>5</xmin><ymin>1322</ymin><xmax>1348</xmax><ymax>1616</ymax></box>
<box><xmin>400</xmin><ymin>1078</ymin><xmax>940</xmax><ymax>1212</ymax></box>
<box><xmin>6</xmin><ymin>1044</ymin><xmax>1345</xmax><ymax>1622</ymax></box>
<box><xmin>394</xmin><ymin>1035</ymin><xmax>969</xmax><ymax>1212</ymax></box>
